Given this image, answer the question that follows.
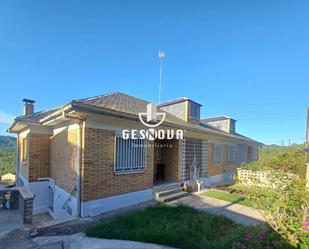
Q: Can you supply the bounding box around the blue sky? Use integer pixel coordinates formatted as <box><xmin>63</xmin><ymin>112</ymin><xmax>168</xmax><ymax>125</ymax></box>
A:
<box><xmin>0</xmin><ymin>0</ymin><xmax>308</xmax><ymax>145</ymax></box>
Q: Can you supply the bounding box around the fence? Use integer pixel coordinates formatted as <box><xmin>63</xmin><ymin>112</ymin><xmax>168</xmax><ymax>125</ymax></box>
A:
<box><xmin>237</xmin><ymin>164</ymin><xmax>309</xmax><ymax>190</ymax></box>
<box><xmin>236</xmin><ymin>168</ymin><xmax>270</xmax><ymax>186</ymax></box>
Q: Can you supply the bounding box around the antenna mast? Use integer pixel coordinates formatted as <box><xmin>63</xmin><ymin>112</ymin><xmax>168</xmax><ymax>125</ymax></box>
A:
<box><xmin>158</xmin><ymin>50</ymin><xmax>165</xmax><ymax>104</ymax></box>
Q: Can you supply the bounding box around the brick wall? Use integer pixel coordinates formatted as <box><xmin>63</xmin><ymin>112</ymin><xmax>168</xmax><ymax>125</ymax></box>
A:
<box><xmin>81</xmin><ymin>128</ymin><xmax>154</xmax><ymax>202</ymax></box>
<box><xmin>50</xmin><ymin>128</ymin><xmax>79</xmax><ymax>194</ymax></box>
<box><xmin>18</xmin><ymin>134</ymin><xmax>28</xmax><ymax>180</ymax></box>
<box><xmin>27</xmin><ymin>133</ymin><xmax>50</xmax><ymax>181</ymax></box>
<box><xmin>153</xmin><ymin>139</ymin><xmax>181</xmax><ymax>183</ymax></box>
<box><xmin>159</xmin><ymin>139</ymin><xmax>181</xmax><ymax>182</ymax></box>
<box><xmin>207</xmin><ymin>143</ymin><xmax>227</xmax><ymax>176</ymax></box>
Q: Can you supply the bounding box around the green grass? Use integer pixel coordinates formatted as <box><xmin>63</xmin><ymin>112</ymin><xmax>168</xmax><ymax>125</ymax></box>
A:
<box><xmin>85</xmin><ymin>205</ymin><xmax>291</xmax><ymax>249</ymax></box>
<box><xmin>86</xmin><ymin>205</ymin><xmax>245</xmax><ymax>249</ymax></box>
<box><xmin>201</xmin><ymin>189</ymin><xmax>253</xmax><ymax>207</ymax></box>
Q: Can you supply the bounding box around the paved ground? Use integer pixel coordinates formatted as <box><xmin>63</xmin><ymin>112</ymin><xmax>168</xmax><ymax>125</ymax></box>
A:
<box><xmin>169</xmin><ymin>194</ymin><xmax>266</xmax><ymax>226</ymax></box>
<box><xmin>0</xmin><ymin>231</ymin><xmax>176</xmax><ymax>249</ymax></box>
<box><xmin>32</xmin><ymin>233</ymin><xmax>176</xmax><ymax>249</ymax></box>
<box><xmin>0</xmin><ymin>209</ymin><xmax>23</xmax><ymax>233</ymax></box>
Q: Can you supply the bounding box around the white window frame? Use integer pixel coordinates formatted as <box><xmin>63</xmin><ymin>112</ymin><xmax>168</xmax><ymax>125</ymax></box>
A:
<box><xmin>114</xmin><ymin>135</ymin><xmax>147</xmax><ymax>174</ymax></box>
<box><xmin>227</xmin><ymin>144</ymin><xmax>236</xmax><ymax>162</ymax></box>
<box><xmin>213</xmin><ymin>143</ymin><xmax>223</xmax><ymax>164</ymax></box>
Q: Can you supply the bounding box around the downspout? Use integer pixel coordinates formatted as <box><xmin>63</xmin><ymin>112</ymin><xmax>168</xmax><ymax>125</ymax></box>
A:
<box><xmin>15</xmin><ymin>135</ymin><xmax>20</xmax><ymax>186</ymax></box>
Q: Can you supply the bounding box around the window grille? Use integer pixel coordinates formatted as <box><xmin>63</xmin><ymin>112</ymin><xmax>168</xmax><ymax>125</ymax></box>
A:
<box><xmin>227</xmin><ymin>144</ymin><xmax>236</xmax><ymax>162</ymax></box>
<box><xmin>115</xmin><ymin>136</ymin><xmax>147</xmax><ymax>173</ymax></box>
<box><xmin>213</xmin><ymin>144</ymin><xmax>223</xmax><ymax>164</ymax></box>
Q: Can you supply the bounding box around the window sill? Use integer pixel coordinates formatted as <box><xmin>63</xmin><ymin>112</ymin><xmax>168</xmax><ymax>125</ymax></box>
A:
<box><xmin>114</xmin><ymin>170</ymin><xmax>145</xmax><ymax>175</ymax></box>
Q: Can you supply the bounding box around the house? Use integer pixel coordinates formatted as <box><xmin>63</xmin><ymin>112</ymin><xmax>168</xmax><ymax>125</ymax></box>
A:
<box><xmin>8</xmin><ymin>92</ymin><xmax>262</xmax><ymax>219</ymax></box>
<box><xmin>1</xmin><ymin>173</ymin><xmax>16</xmax><ymax>183</ymax></box>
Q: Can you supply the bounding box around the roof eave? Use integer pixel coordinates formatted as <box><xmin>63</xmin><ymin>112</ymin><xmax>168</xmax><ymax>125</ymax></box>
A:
<box><xmin>71</xmin><ymin>102</ymin><xmax>262</xmax><ymax>145</ymax></box>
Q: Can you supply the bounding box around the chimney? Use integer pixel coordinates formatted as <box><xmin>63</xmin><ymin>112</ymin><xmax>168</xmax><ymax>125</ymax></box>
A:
<box><xmin>23</xmin><ymin>99</ymin><xmax>35</xmax><ymax>115</ymax></box>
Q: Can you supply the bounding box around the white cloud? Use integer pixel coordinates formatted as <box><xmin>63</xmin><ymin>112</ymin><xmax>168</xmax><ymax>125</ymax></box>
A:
<box><xmin>0</xmin><ymin>111</ymin><xmax>15</xmax><ymax>124</ymax></box>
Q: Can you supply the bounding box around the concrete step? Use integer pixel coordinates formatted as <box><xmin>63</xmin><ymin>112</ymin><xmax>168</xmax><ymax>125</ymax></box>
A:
<box><xmin>157</xmin><ymin>191</ymin><xmax>189</xmax><ymax>203</ymax></box>
<box><xmin>153</xmin><ymin>182</ymin><xmax>181</xmax><ymax>193</ymax></box>
<box><xmin>155</xmin><ymin>188</ymin><xmax>183</xmax><ymax>199</ymax></box>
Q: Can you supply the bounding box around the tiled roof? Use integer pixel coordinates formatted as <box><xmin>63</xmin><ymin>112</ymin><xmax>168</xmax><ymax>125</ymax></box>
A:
<box><xmin>12</xmin><ymin>92</ymin><xmax>261</xmax><ymax>144</ymax></box>
<box><xmin>15</xmin><ymin>108</ymin><xmax>60</xmax><ymax>123</ymax></box>
<box><xmin>201</xmin><ymin>116</ymin><xmax>236</xmax><ymax>122</ymax></box>
<box><xmin>75</xmin><ymin>92</ymin><xmax>151</xmax><ymax>116</ymax></box>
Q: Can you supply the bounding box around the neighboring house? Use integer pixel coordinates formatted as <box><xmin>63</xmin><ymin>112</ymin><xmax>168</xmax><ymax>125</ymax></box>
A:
<box><xmin>1</xmin><ymin>173</ymin><xmax>16</xmax><ymax>182</ymax></box>
<box><xmin>8</xmin><ymin>92</ymin><xmax>262</xmax><ymax>219</ymax></box>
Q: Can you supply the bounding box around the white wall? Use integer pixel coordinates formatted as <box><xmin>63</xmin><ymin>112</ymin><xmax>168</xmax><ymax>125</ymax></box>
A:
<box><xmin>201</xmin><ymin>172</ymin><xmax>235</xmax><ymax>187</ymax></box>
<box><xmin>52</xmin><ymin>184</ymin><xmax>77</xmax><ymax>219</ymax></box>
<box><xmin>81</xmin><ymin>189</ymin><xmax>153</xmax><ymax>217</ymax></box>
<box><xmin>18</xmin><ymin>174</ymin><xmax>77</xmax><ymax>219</ymax></box>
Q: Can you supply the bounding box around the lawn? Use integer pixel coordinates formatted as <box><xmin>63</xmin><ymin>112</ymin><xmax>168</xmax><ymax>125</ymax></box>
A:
<box><xmin>85</xmin><ymin>204</ymin><xmax>291</xmax><ymax>249</ymax></box>
<box><xmin>201</xmin><ymin>189</ymin><xmax>253</xmax><ymax>207</ymax></box>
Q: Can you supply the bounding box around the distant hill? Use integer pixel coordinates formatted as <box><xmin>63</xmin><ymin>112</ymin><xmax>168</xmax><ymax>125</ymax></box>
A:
<box><xmin>0</xmin><ymin>135</ymin><xmax>16</xmax><ymax>148</ymax></box>
<box><xmin>245</xmin><ymin>143</ymin><xmax>307</xmax><ymax>177</ymax></box>
<box><xmin>0</xmin><ymin>135</ymin><xmax>17</xmax><ymax>177</ymax></box>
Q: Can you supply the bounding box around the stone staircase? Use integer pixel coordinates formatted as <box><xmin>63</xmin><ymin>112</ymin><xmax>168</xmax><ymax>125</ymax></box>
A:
<box><xmin>154</xmin><ymin>182</ymin><xmax>189</xmax><ymax>203</ymax></box>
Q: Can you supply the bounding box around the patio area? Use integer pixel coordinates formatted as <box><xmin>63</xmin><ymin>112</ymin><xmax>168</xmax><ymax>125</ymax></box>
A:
<box><xmin>169</xmin><ymin>193</ymin><xmax>266</xmax><ymax>226</ymax></box>
<box><xmin>0</xmin><ymin>209</ymin><xmax>23</xmax><ymax>233</ymax></box>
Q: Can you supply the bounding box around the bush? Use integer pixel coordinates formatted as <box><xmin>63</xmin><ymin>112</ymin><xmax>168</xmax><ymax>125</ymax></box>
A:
<box><xmin>244</xmin><ymin>173</ymin><xmax>309</xmax><ymax>248</ymax></box>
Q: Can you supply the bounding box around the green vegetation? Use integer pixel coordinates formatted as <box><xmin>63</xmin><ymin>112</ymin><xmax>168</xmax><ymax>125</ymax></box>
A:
<box><xmin>244</xmin><ymin>144</ymin><xmax>306</xmax><ymax>177</ymax></box>
<box><xmin>201</xmin><ymin>189</ymin><xmax>253</xmax><ymax>207</ymax></box>
<box><xmin>86</xmin><ymin>204</ymin><xmax>291</xmax><ymax>249</ymax></box>
<box><xmin>0</xmin><ymin>135</ymin><xmax>16</xmax><ymax>177</ymax></box>
<box><xmin>241</xmin><ymin>144</ymin><xmax>309</xmax><ymax>247</ymax></box>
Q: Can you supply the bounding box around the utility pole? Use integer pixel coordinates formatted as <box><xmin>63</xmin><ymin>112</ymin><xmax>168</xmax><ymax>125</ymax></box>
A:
<box><xmin>158</xmin><ymin>50</ymin><xmax>165</xmax><ymax>104</ymax></box>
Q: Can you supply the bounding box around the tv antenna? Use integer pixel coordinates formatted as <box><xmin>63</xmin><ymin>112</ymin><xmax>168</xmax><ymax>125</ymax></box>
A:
<box><xmin>158</xmin><ymin>50</ymin><xmax>165</xmax><ymax>104</ymax></box>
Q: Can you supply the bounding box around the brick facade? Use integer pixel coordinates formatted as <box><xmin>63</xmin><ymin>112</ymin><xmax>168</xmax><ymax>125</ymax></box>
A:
<box><xmin>50</xmin><ymin>128</ymin><xmax>79</xmax><ymax>194</ymax></box>
<box><xmin>81</xmin><ymin>128</ymin><xmax>154</xmax><ymax>202</ymax></box>
<box><xmin>161</xmin><ymin>139</ymin><xmax>182</xmax><ymax>182</ymax></box>
<box><xmin>153</xmin><ymin>139</ymin><xmax>182</xmax><ymax>183</ymax></box>
<box><xmin>19</xmin><ymin>134</ymin><xmax>28</xmax><ymax>180</ymax></box>
<box><xmin>19</xmin><ymin>133</ymin><xmax>51</xmax><ymax>182</ymax></box>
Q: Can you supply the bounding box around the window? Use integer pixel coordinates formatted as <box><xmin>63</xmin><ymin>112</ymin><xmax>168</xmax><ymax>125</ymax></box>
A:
<box><xmin>213</xmin><ymin>144</ymin><xmax>223</xmax><ymax>164</ymax></box>
<box><xmin>189</xmin><ymin>102</ymin><xmax>200</xmax><ymax>119</ymax></box>
<box><xmin>22</xmin><ymin>138</ymin><xmax>27</xmax><ymax>161</ymax></box>
<box><xmin>227</xmin><ymin>144</ymin><xmax>236</xmax><ymax>162</ymax></box>
<box><xmin>115</xmin><ymin>136</ymin><xmax>147</xmax><ymax>173</ymax></box>
<box><xmin>237</xmin><ymin>144</ymin><xmax>248</xmax><ymax>166</ymax></box>
<box><xmin>252</xmin><ymin>147</ymin><xmax>258</xmax><ymax>161</ymax></box>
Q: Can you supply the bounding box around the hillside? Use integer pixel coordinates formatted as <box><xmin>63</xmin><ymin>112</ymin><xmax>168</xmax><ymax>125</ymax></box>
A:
<box><xmin>0</xmin><ymin>135</ymin><xmax>17</xmax><ymax>177</ymax></box>
<box><xmin>245</xmin><ymin>143</ymin><xmax>307</xmax><ymax>177</ymax></box>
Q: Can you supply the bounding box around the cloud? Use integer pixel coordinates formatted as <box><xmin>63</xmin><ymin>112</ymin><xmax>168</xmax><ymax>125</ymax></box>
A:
<box><xmin>0</xmin><ymin>111</ymin><xmax>15</xmax><ymax>124</ymax></box>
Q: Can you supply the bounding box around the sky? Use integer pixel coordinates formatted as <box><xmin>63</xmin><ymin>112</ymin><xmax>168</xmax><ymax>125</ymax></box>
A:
<box><xmin>0</xmin><ymin>0</ymin><xmax>308</xmax><ymax>145</ymax></box>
